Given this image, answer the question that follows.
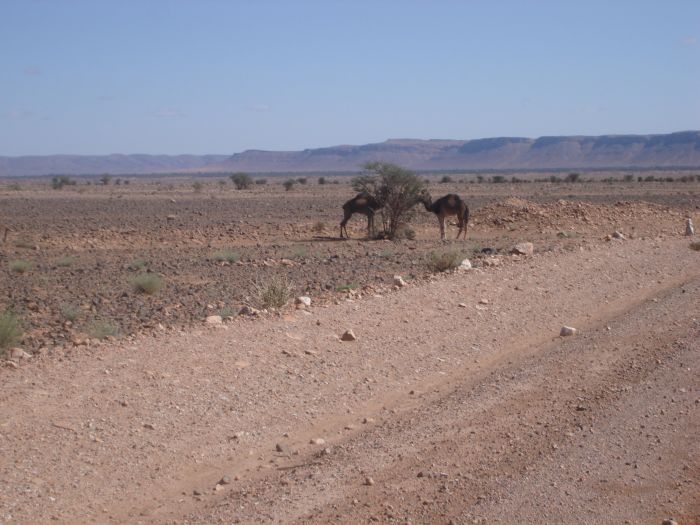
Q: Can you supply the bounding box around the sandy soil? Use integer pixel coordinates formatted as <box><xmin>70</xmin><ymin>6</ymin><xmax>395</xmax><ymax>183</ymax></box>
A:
<box><xmin>1</xmin><ymin>230</ymin><xmax>698</xmax><ymax>524</ymax></box>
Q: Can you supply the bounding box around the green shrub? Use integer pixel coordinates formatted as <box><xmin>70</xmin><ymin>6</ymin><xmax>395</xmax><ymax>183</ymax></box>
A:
<box><xmin>230</xmin><ymin>172</ymin><xmax>253</xmax><ymax>190</ymax></box>
<box><xmin>9</xmin><ymin>260</ymin><xmax>32</xmax><ymax>274</ymax></box>
<box><xmin>129</xmin><ymin>258</ymin><xmax>149</xmax><ymax>270</ymax></box>
<box><xmin>283</xmin><ymin>179</ymin><xmax>296</xmax><ymax>191</ymax></box>
<box><xmin>211</xmin><ymin>250</ymin><xmax>239</xmax><ymax>263</ymax></box>
<box><xmin>0</xmin><ymin>310</ymin><xmax>22</xmax><ymax>353</ymax></box>
<box><xmin>218</xmin><ymin>307</ymin><xmax>235</xmax><ymax>318</ymax></box>
<box><xmin>336</xmin><ymin>283</ymin><xmax>358</xmax><ymax>292</ymax></box>
<box><xmin>89</xmin><ymin>321</ymin><xmax>120</xmax><ymax>340</ymax></box>
<box><xmin>56</xmin><ymin>256</ymin><xmax>76</xmax><ymax>267</ymax></box>
<box><xmin>132</xmin><ymin>273</ymin><xmax>163</xmax><ymax>295</ymax></box>
<box><xmin>254</xmin><ymin>275</ymin><xmax>294</xmax><ymax>308</ymax></box>
<box><xmin>60</xmin><ymin>304</ymin><xmax>80</xmax><ymax>322</ymax></box>
<box><xmin>427</xmin><ymin>250</ymin><xmax>464</xmax><ymax>272</ymax></box>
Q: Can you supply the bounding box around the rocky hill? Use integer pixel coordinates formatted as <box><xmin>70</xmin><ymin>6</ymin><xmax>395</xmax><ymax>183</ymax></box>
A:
<box><xmin>2</xmin><ymin>131</ymin><xmax>699</xmax><ymax>176</ymax></box>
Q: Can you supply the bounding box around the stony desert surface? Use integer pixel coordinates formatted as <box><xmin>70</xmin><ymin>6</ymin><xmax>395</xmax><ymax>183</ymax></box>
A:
<box><xmin>1</xmin><ymin>175</ymin><xmax>699</xmax><ymax>524</ymax></box>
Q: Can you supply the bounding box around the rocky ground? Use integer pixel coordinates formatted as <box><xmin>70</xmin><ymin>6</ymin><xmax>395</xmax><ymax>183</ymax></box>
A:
<box><xmin>0</xmin><ymin>177</ymin><xmax>698</xmax><ymax>524</ymax></box>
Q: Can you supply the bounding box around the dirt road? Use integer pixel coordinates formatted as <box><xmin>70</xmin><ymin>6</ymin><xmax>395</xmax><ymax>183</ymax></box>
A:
<box><xmin>1</xmin><ymin>236</ymin><xmax>698</xmax><ymax>524</ymax></box>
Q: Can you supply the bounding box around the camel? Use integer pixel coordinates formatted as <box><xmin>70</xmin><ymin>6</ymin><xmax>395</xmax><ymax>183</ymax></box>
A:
<box><xmin>340</xmin><ymin>192</ymin><xmax>383</xmax><ymax>239</ymax></box>
<box><xmin>419</xmin><ymin>191</ymin><xmax>469</xmax><ymax>240</ymax></box>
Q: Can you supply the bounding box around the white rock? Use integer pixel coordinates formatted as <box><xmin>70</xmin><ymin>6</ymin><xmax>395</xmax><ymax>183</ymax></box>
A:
<box><xmin>459</xmin><ymin>258</ymin><xmax>472</xmax><ymax>270</ymax></box>
<box><xmin>686</xmin><ymin>218</ymin><xmax>695</xmax><ymax>236</ymax></box>
<box><xmin>560</xmin><ymin>326</ymin><xmax>577</xmax><ymax>337</ymax></box>
<box><xmin>205</xmin><ymin>315</ymin><xmax>223</xmax><ymax>325</ymax></box>
<box><xmin>295</xmin><ymin>296</ymin><xmax>312</xmax><ymax>306</ymax></box>
<box><xmin>393</xmin><ymin>275</ymin><xmax>407</xmax><ymax>287</ymax></box>
<box><xmin>510</xmin><ymin>242</ymin><xmax>534</xmax><ymax>256</ymax></box>
<box><xmin>9</xmin><ymin>347</ymin><xmax>31</xmax><ymax>360</ymax></box>
<box><xmin>612</xmin><ymin>231</ymin><xmax>626</xmax><ymax>240</ymax></box>
<box><xmin>310</xmin><ymin>438</ymin><xmax>326</xmax><ymax>445</ymax></box>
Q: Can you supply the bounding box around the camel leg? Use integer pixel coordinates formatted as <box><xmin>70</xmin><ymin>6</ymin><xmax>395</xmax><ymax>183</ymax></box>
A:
<box><xmin>367</xmin><ymin>211</ymin><xmax>375</xmax><ymax>239</ymax></box>
<box><xmin>439</xmin><ymin>216</ymin><xmax>446</xmax><ymax>240</ymax></box>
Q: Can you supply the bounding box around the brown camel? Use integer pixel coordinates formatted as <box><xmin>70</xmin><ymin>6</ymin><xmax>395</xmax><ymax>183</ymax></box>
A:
<box><xmin>340</xmin><ymin>192</ymin><xmax>383</xmax><ymax>239</ymax></box>
<box><xmin>420</xmin><ymin>191</ymin><xmax>469</xmax><ymax>240</ymax></box>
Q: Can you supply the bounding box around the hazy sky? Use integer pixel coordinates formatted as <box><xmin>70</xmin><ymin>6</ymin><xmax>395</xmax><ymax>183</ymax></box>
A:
<box><xmin>1</xmin><ymin>0</ymin><xmax>698</xmax><ymax>155</ymax></box>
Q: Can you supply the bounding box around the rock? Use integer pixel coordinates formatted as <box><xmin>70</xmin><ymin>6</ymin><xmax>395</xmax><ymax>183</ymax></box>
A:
<box><xmin>478</xmin><ymin>298</ymin><xmax>489</xmax><ymax>305</ymax></box>
<box><xmin>482</xmin><ymin>256</ymin><xmax>501</xmax><ymax>267</ymax></box>
<box><xmin>166</xmin><ymin>214</ymin><xmax>177</xmax><ymax>221</ymax></box>
<box><xmin>393</xmin><ymin>275</ymin><xmax>407</xmax><ymax>287</ymax></box>
<box><xmin>458</xmin><ymin>258</ymin><xmax>472</xmax><ymax>270</ymax></box>
<box><xmin>364</xmin><ymin>476</ymin><xmax>375</xmax><ymax>486</ymax></box>
<box><xmin>9</xmin><ymin>347</ymin><xmax>31</xmax><ymax>360</ymax></box>
<box><xmin>612</xmin><ymin>231</ymin><xmax>626</xmax><ymax>240</ymax></box>
<box><xmin>205</xmin><ymin>315</ymin><xmax>223</xmax><ymax>325</ymax></box>
<box><xmin>560</xmin><ymin>326</ymin><xmax>577</xmax><ymax>337</ymax></box>
<box><xmin>71</xmin><ymin>334</ymin><xmax>90</xmax><ymax>346</ymax></box>
<box><xmin>310</xmin><ymin>438</ymin><xmax>326</xmax><ymax>445</ymax></box>
<box><xmin>363</xmin><ymin>417</ymin><xmax>375</xmax><ymax>424</ymax></box>
<box><xmin>458</xmin><ymin>302</ymin><xmax>467</xmax><ymax>308</ymax></box>
<box><xmin>219</xmin><ymin>475</ymin><xmax>231</xmax><ymax>485</ymax></box>
<box><xmin>661</xmin><ymin>520</ymin><xmax>678</xmax><ymax>525</ymax></box>
<box><xmin>275</xmin><ymin>443</ymin><xmax>286</xmax><ymax>453</ymax></box>
<box><xmin>143</xmin><ymin>423</ymin><xmax>155</xmax><ymax>430</ymax></box>
<box><xmin>510</xmin><ymin>242</ymin><xmax>534</xmax><ymax>256</ymax></box>
<box><xmin>238</xmin><ymin>305</ymin><xmax>260</xmax><ymax>316</ymax></box>
<box><xmin>3</xmin><ymin>360</ymin><xmax>19</xmax><ymax>369</ymax></box>
<box><xmin>340</xmin><ymin>329</ymin><xmax>357</xmax><ymax>342</ymax></box>
<box><xmin>192</xmin><ymin>489</ymin><xmax>202</xmax><ymax>496</ymax></box>
<box><xmin>295</xmin><ymin>296</ymin><xmax>312</xmax><ymax>307</ymax></box>
<box><xmin>686</xmin><ymin>218</ymin><xmax>695</xmax><ymax>236</ymax></box>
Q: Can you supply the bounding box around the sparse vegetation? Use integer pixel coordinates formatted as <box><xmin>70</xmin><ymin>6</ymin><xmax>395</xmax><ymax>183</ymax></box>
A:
<box><xmin>336</xmin><ymin>283</ymin><xmax>358</xmax><ymax>292</ymax></box>
<box><xmin>318</xmin><ymin>176</ymin><xmax>327</xmax><ymax>185</ymax></box>
<box><xmin>255</xmin><ymin>178</ymin><xmax>268</xmax><ymax>185</ymax></box>
<box><xmin>55</xmin><ymin>256</ymin><xmax>76</xmax><ymax>267</ymax></box>
<box><xmin>60</xmin><ymin>304</ymin><xmax>80</xmax><ymax>322</ymax></box>
<box><xmin>492</xmin><ymin>175</ymin><xmax>506</xmax><ymax>183</ymax></box>
<box><xmin>231</xmin><ymin>172</ymin><xmax>253</xmax><ymax>190</ymax></box>
<box><xmin>100</xmin><ymin>174</ymin><xmax>112</xmax><ymax>185</ymax></box>
<box><xmin>89</xmin><ymin>320</ymin><xmax>120</xmax><ymax>340</ymax></box>
<box><xmin>283</xmin><ymin>179</ymin><xmax>296</xmax><ymax>191</ymax></box>
<box><xmin>427</xmin><ymin>250</ymin><xmax>464</xmax><ymax>272</ymax></box>
<box><xmin>192</xmin><ymin>181</ymin><xmax>204</xmax><ymax>193</ymax></box>
<box><xmin>393</xmin><ymin>225</ymin><xmax>416</xmax><ymax>240</ymax></box>
<box><xmin>254</xmin><ymin>275</ymin><xmax>294</xmax><ymax>308</ymax></box>
<box><xmin>129</xmin><ymin>258</ymin><xmax>149</xmax><ymax>270</ymax></box>
<box><xmin>211</xmin><ymin>250</ymin><xmax>239</xmax><ymax>263</ymax></box>
<box><xmin>51</xmin><ymin>175</ymin><xmax>76</xmax><ymax>190</ymax></box>
<box><xmin>296</xmin><ymin>177</ymin><xmax>308</xmax><ymax>185</ymax></box>
<box><xmin>131</xmin><ymin>273</ymin><xmax>164</xmax><ymax>295</ymax></box>
<box><xmin>9</xmin><ymin>260</ymin><xmax>32</xmax><ymax>274</ymax></box>
<box><xmin>566</xmin><ymin>172</ymin><xmax>581</xmax><ymax>183</ymax></box>
<box><xmin>312</xmin><ymin>221</ymin><xmax>326</xmax><ymax>233</ymax></box>
<box><xmin>0</xmin><ymin>310</ymin><xmax>22</xmax><ymax>353</ymax></box>
<box><xmin>217</xmin><ymin>307</ymin><xmax>235</xmax><ymax>318</ymax></box>
<box><xmin>14</xmin><ymin>239</ymin><xmax>34</xmax><ymax>249</ymax></box>
<box><xmin>440</xmin><ymin>175</ymin><xmax>453</xmax><ymax>183</ymax></box>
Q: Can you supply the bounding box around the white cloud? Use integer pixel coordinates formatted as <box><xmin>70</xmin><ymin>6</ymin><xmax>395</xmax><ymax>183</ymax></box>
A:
<box><xmin>681</xmin><ymin>36</ymin><xmax>697</xmax><ymax>46</ymax></box>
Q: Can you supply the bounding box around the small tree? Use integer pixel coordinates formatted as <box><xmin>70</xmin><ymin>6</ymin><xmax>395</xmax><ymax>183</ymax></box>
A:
<box><xmin>51</xmin><ymin>175</ymin><xmax>75</xmax><ymax>190</ymax></box>
<box><xmin>318</xmin><ymin>176</ymin><xmax>327</xmax><ymax>185</ymax></box>
<box><xmin>356</xmin><ymin>162</ymin><xmax>426</xmax><ymax>239</ymax></box>
<box><xmin>566</xmin><ymin>172</ymin><xmax>581</xmax><ymax>183</ymax></box>
<box><xmin>230</xmin><ymin>172</ymin><xmax>253</xmax><ymax>190</ymax></box>
<box><xmin>440</xmin><ymin>175</ymin><xmax>453</xmax><ymax>184</ymax></box>
<box><xmin>100</xmin><ymin>174</ymin><xmax>112</xmax><ymax>185</ymax></box>
<box><xmin>283</xmin><ymin>179</ymin><xmax>296</xmax><ymax>191</ymax></box>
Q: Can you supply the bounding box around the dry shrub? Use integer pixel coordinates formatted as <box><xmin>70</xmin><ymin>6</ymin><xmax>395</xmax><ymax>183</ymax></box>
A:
<box><xmin>132</xmin><ymin>273</ymin><xmax>163</xmax><ymax>295</ymax></box>
<box><xmin>427</xmin><ymin>250</ymin><xmax>463</xmax><ymax>272</ymax></box>
<box><xmin>254</xmin><ymin>275</ymin><xmax>294</xmax><ymax>309</ymax></box>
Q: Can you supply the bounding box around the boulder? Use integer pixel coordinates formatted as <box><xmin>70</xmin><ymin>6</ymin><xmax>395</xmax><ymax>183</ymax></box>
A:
<box><xmin>458</xmin><ymin>258</ymin><xmax>472</xmax><ymax>270</ymax></box>
<box><xmin>393</xmin><ymin>275</ymin><xmax>407</xmax><ymax>287</ymax></box>
<box><xmin>205</xmin><ymin>315</ymin><xmax>223</xmax><ymax>325</ymax></box>
<box><xmin>340</xmin><ymin>329</ymin><xmax>357</xmax><ymax>341</ymax></box>
<box><xmin>510</xmin><ymin>242</ymin><xmax>534</xmax><ymax>256</ymax></box>
<box><xmin>560</xmin><ymin>326</ymin><xmax>577</xmax><ymax>337</ymax></box>
<box><xmin>294</xmin><ymin>296</ymin><xmax>312</xmax><ymax>307</ymax></box>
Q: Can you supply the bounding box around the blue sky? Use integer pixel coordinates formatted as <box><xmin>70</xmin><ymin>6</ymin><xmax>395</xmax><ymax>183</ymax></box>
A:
<box><xmin>1</xmin><ymin>0</ymin><xmax>698</xmax><ymax>155</ymax></box>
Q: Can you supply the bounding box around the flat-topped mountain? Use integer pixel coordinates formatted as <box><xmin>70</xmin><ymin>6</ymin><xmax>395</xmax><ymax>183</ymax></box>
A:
<box><xmin>2</xmin><ymin>131</ymin><xmax>699</xmax><ymax>176</ymax></box>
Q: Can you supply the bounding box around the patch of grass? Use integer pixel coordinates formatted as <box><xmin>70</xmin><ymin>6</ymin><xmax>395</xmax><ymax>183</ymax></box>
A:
<box><xmin>88</xmin><ymin>321</ymin><xmax>120</xmax><ymax>340</ymax></box>
<box><xmin>131</xmin><ymin>273</ymin><xmax>164</xmax><ymax>295</ymax></box>
<box><xmin>60</xmin><ymin>304</ymin><xmax>80</xmax><ymax>322</ymax></box>
<box><xmin>129</xmin><ymin>258</ymin><xmax>149</xmax><ymax>270</ymax></box>
<box><xmin>379</xmin><ymin>249</ymin><xmax>394</xmax><ymax>258</ymax></box>
<box><xmin>254</xmin><ymin>275</ymin><xmax>294</xmax><ymax>309</ymax></box>
<box><xmin>55</xmin><ymin>256</ymin><xmax>76</xmax><ymax>267</ymax></box>
<box><xmin>217</xmin><ymin>307</ymin><xmax>235</xmax><ymax>318</ymax></box>
<box><xmin>427</xmin><ymin>250</ymin><xmax>464</xmax><ymax>272</ymax></box>
<box><xmin>289</xmin><ymin>246</ymin><xmax>308</xmax><ymax>259</ymax></box>
<box><xmin>0</xmin><ymin>310</ymin><xmax>22</xmax><ymax>354</ymax></box>
<box><xmin>14</xmin><ymin>239</ymin><xmax>34</xmax><ymax>249</ymax></box>
<box><xmin>312</xmin><ymin>221</ymin><xmax>326</xmax><ymax>233</ymax></box>
<box><xmin>690</xmin><ymin>241</ymin><xmax>700</xmax><ymax>251</ymax></box>
<box><xmin>393</xmin><ymin>225</ymin><xmax>416</xmax><ymax>241</ymax></box>
<box><xmin>211</xmin><ymin>250</ymin><xmax>240</xmax><ymax>263</ymax></box>
<box><xmin>336</xmin><ymin>283</ymin><xmax>358</xmax><ymax>292</ymax></box>
<box><xmin>9</xmin><ymin>260</ymin><xmax>32</xmax><ymax>274</ymax></box>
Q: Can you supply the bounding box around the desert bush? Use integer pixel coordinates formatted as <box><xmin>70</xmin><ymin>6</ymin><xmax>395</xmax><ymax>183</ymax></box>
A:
<box><xmin>9</xmin><ymin>260</ymin><xmax>32</xmax><ymax>274</ymax></box>
<box><xmin>0</xmin><ymin>310</ymin><xmax>22</xmax><ymax>353</ymax></box>
<box><xmin>211</xmin><ymin>250</ymin><xmax>239</xmax><ymax>263</ymax></box>
<box><xmin>296</xmin><ymin>177</ymin><xmax>308</xmax><ymax>185</ymax></box>
<box><xmin>312</xmin><ymin>221</ymin><xmax>326</xmax><ymax>233</ymax></box>
<box><xmin>8</xmin><ymin>183</ymin><xmax>21</xmax><ymax>191</ymax></box>
<box><xmin>192</xmin><ymin>181</ymin><xmax>204</xmax><ymax>192</ymax></box>
<box><xmin>566</xmin><ymin>172</ymin><xmax>581</xmax><ymax>183</ymax></box>
<box><xmin>129</xmin><ymin>258</ymin><xmax>149</xmax><ymax>270</ymax></box>
<box><xmin>254</xmin><ymin>275</ymin><xmax>294</xmax><ymax>308</ymax></box>
<box><xmin>89</xmin><ymin>321</ymin><xmax>120</xmax><ymax>340</ymax></box>
<box><xmin>131</xmin><ymin>273</ymin><xmax>163</xmax><ymax>295</ymax></box>
<box><xmin>231</xmin><ymin>172</ymin><xmax>253</xmax><ymax>190</ymax></box>
<box><xmin>623</xmin><ymin>174</ymin><xmax>634</xmax><ymax>183</ymax></box>
<box><xmin>283</xmin><ymin>180</ymin><xmax>296</xmax><ymax>191</ymax></box>
<box><xmin>255</xmin><ymin>178</ymin><xmax>267</xmax><ymax>185</ymax></box>
<box><xmin>440</xmin><ymin>175</ymin><xmax>453</xmax><ymax>184</ymax></box>
<box><xmin>60</xmin><ymin>304</ymin><xmax>80</xmax><ymax>322</ymax></box>
<box><xmin>51</xmin><ymin>175</ymin><xmax>75</xmax><ymax>190</ymax></box>
<box><xmin>217</xmin><ymin>307</ymin><xmax>235</xmax><ymax>318</ymax></box>
<box><xmin>492</xmin><ymin>175</ymin><xmax>506</xmax><ymax>183</ymax></box>
<box><xmin>393</xmin><ymin>224</ymin><xmax>416</xmax><ymax>240</ymax></box>
<box><xmin>336</xmin><ymin>283</ymin><xmax>358</xmax><ymax>292</ymax></box>
<box><xmin>55</xmin><ymin>256</ymin><xmax>75</xmax><ymax>267</ymax></box>
<box><xmin>690</xmin><ymin>241</ymin><xmax>700</xmax><ymax>251</ymax></box>
<box><xmin>427</xmin><ymin>250</ymin><xmax>464</xmax><ymax>272</ymax></box>
<box><xmin>318</xmin><ymin>176</ymin><xmax>327</xmax><ymax>185</ymax></box>
<box><xmin>100</xmin><ymin>174</ymin><xmax>112</xmax><ymax>185</ymax></box>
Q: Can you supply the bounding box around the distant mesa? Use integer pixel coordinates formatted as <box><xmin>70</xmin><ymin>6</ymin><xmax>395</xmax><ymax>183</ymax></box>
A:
<box><xmin>1</xmin><ymin>131</ymin><xmax>699</xmax><ymax>176</ymax></box>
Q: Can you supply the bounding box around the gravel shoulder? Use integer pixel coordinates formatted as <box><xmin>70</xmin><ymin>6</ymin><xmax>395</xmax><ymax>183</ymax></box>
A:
<box><xmin>1</xmin><ymin>236</ymin><xmax>698</xmax><ymax>524</ymax></box>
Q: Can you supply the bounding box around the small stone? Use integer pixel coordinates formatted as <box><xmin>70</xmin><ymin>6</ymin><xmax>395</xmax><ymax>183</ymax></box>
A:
<box><xmin>166</xmin><ymin>214</ymin><xmax>177</xmax><ymax>221</ymax></box>
<box><xmin>143</xmin><ymin>423</ymin><xmax>155</xmax><ymax>430</ymax></box>
<box><xmin>205</xmin><ymin>315</ymin><xmax>223</xmax><ymax>325</ymax></box>
<box><xmin>295</xmin><ymin>296</ymin><xmax>312</xmax><ymax>307</ymax></box>
<box><xmin>9</xmin><ymin>347</ymin><xmax>32</xmax><ymax>360</ymax></box>
<box><xmin>393</xmin><ymin>275</ymin><xmax>407</xmax><ymax>287</ymax></box>
<box><xmin>238</xmin><ymin>305</ymin><xmax>260</xmax><ymax>316</ymax></box>
<box><xmin>560</xmin><ymin>326</ymin><xmax>577</xmax><ymax>337</ymax></box>
<box><xmin>310</xmin><ymin>438</ymin><xmax>326</xmax><ymax>445</ymax></box>
<box><xmin>340</xmin><ymin>330</ymin><xmax>356</xmax><ymax>341</ymax></box>
<box><xmin>219</xmin><ymin>475</ymin><xmax>231</xmax><ymax>485</ymax></box>
<box><xmin>71</xmin><ymin>334</ymin><xmax>90</xmax><ymax>347</ymax></box>
<box><xmin>458</xmin><ymin>302</ymin><xmax>467</xmax><ymax>308</ymax></box>
<box><xmin>482</xmin><ymin>256</ymin><xmax>501</xmax><ymax>267</ymax></box>
<box><xmin>192</xmin><ymin>489</ymin><xmax>202</xmax><ymax>496</ymax></box>
<box><xmin>362</xmin><ymin>417</ymin><xmax>375</xmax><ymax>424</ymax></box>
<box><xmin>510</xmin><ymin>242</ymin><xmax>534</xmax><ymax>256</ymax></box>
<box><xmin>275</xmin><ymin>443</ymin><xmax>286</xmax><ymax>453</ymax></box>
<box><xmin>364</xmin><ymin>476</ymin><xmax>375</xmax><ymax>486</ymax></box>
<box><xmin>459</xmin><ymin>258</ymin><xmax>472</xmax><ymax>270</ymax></box>
<box><xmin>321</xmin><ymin>447</ymin><xmax>332</xmax><ymax>456</ymax></box>
<box><xmin>612</xmin><ymin>231</ymin><xmax>626</xmax><ymax>240</ymax></box>
<box><xmin>686</xmin><ymin>218</ymin><xmax>695</xmax><ymax>236</ymax></box>
<box><xmin>478</xmin><ymin>298</ymin><xmax>489</xmax><ymax>305</ymax></box>
<box><xmin>661</xmin><ymin>520</ymin><xmax>678</xmax><ymax>525</ymax></box>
